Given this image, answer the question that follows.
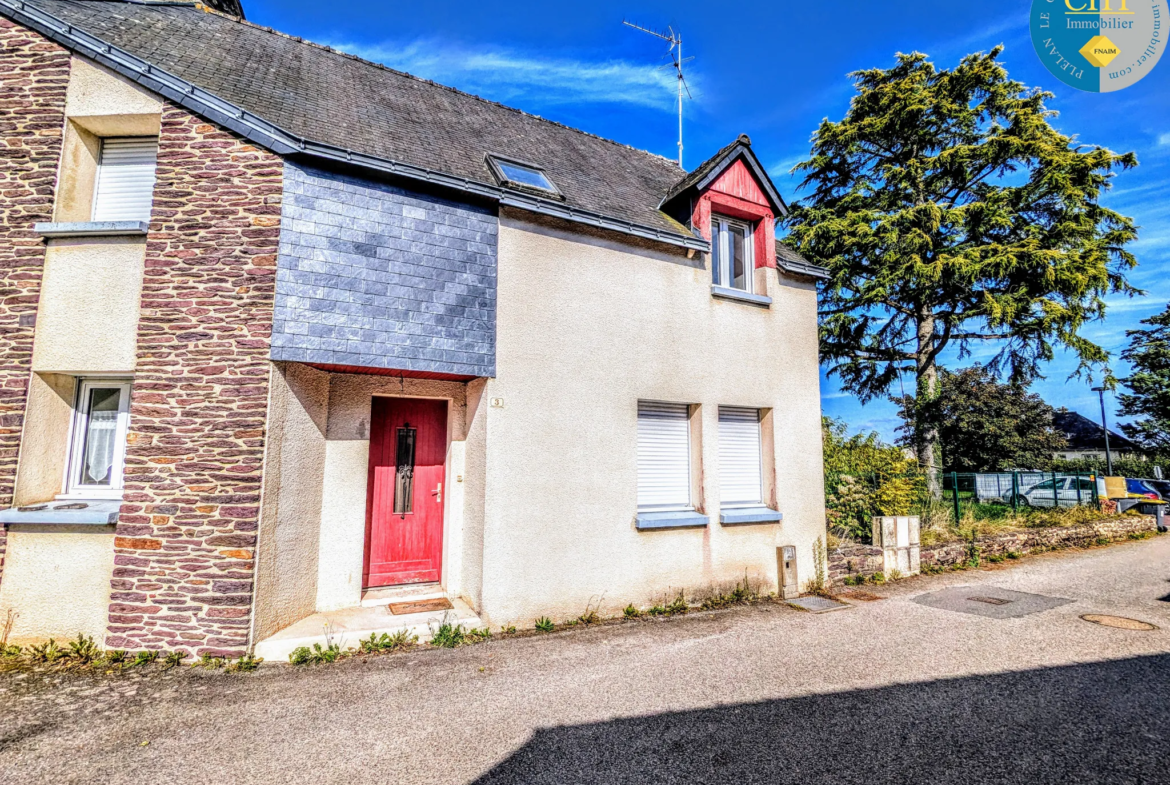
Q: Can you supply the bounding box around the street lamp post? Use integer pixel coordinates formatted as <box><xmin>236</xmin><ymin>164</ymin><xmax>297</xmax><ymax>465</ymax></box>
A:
<box><xmin>1091</xmin><ymin>386</ymin><xmax>1114</xmax><ymax>476</ymax></box>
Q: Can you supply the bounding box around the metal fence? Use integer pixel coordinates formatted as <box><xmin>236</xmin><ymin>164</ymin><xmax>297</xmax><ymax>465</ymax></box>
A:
<box><xmin>943</xmin><ymin>471</ymin><xmax>1100</xmax><ymax>516</ymax></box>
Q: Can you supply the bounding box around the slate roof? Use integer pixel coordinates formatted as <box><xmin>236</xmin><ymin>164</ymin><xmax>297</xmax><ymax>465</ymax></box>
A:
<box><xmin>1053</xmin><ymin>411</ymin><xmax>1139</xmax><ymax>453</ymax></box>
<box><xmin>4</xmin><ymin>0</ymin><xmax>826</xmax><ymax>274</ymax></box>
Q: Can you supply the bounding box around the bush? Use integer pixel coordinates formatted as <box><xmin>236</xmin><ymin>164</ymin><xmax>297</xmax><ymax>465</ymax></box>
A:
<box><xmin>823</xmin><ymin>417</ymin><xmax>926</xmax><ymax>540</ymax></box>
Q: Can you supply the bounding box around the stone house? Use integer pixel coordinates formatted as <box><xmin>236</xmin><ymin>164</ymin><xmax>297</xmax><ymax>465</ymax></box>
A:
<box><xmin>0</xmin><ymin>0</ymin><xmax>827</xmax><ymax>658</ymax></box>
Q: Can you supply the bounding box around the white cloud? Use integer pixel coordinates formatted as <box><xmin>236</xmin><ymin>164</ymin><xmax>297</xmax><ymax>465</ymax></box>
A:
<box><xmin>1158</xmin><ymin>133</ymin><xmax>1170</xmax><ymax>146</ymax></box>
<box><xmin>321</xmin><ymin>37</ymin><xmax>686</xmax><ymax>112</ymax></box>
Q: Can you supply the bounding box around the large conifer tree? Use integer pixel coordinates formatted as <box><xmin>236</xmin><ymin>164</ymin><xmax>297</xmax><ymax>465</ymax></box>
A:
<box><xmin>785</xmin><ymin>48</ymin><xmax>1139</xmax><ymax>493</ymax></box>
<box><xmin>1118</xmin><ymin>305</ymin><xmax>1170</xmax><ymax>456</ymax></box>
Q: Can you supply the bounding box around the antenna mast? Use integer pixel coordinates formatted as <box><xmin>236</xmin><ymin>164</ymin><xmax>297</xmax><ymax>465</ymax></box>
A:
<box><xmin>623</xmin><ymin>20</ymin><xmax>692</xmax><ymax>168</ymax></box>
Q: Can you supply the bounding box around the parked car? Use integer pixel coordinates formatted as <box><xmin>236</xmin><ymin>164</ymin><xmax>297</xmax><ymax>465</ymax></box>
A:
<box><xmin>1127</xmin><ymin>478</ymin><xmax>1167</xmax><ymax>500</ymax></box>
<box><xmin>1014</xmin><ymin>475</ymin><xmax>1098</xmax><ymax>508</ymax></box>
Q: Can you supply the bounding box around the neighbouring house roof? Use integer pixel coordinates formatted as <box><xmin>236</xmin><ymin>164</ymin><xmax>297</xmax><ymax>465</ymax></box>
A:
<box><xmin>1052</xmin><ymin>411</ymin><xmax>1139</xmax><ymax>453</ymax></box>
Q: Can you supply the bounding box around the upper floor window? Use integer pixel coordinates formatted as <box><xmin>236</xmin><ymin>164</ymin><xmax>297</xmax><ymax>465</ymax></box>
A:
<box><xmin>63</xmin><ymin>378</ymin><xmax>132</xmax><ymax>499</ymax></box>
<box><xmin>485</xmin><ymin>154</ymin><xmax>560</xmax><ymax>195</ymax></box>
<box><xmin>92</xmin><ymin>137</ymin><xmax>159</xmax><ymax>222</ymax></box>
<box><xmin>711</xmin><ymin>215</ymin><xmax>754</xmax><ymax>292</ymax></box>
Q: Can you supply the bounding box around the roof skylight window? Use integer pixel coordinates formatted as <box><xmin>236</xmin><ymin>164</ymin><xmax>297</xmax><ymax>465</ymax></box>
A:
<box><xmin>485</xmin><ymin>154</ymin><xmax>560</xmax><ymax>195</ymax></box>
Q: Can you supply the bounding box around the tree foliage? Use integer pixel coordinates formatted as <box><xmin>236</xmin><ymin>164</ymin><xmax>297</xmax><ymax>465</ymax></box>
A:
<box><xmin>897</xmin><ymin>367</ymin><xmax>1066</xmax><ymax>472</ymax></box>
<box><xmin>822</xmin><ymin>417</ymin><xmax>924</xmax><ymax>539</ymax></box>
<box><xmin>785</xmin><ymin>47</ymin><xmax>1139</xmax><ymax>488</ymax></box>
<box><xmin>1118</xmin><ymin>304</ymin><xmax>1170</xmax><ymax>456</ymax></box>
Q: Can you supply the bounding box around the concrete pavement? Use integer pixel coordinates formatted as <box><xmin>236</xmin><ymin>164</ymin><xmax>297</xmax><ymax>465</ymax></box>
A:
<box><xmin>3</xmin><ymin>536</ymin><xmax>1170</xmax><ymax>784</ymax></box>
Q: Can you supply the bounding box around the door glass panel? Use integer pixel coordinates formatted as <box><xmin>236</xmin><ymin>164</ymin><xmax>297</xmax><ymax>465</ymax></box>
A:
<box><xmin>79</xmin><ymin>387</ymin><xmax>122</xmax><ymax>486</ymax></box>
<box><xmin>393</xmin><ymin>427</ymin><xmax>416</xmax><ymax>514</ymax></box>
<box><xmin>730</xmin><ymin>224</ymin><xmax>748</xmax><ymax>290</ymax></box>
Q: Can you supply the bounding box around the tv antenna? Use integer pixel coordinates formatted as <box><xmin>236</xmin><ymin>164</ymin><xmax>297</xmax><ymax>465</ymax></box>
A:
<box><xmin>623</xmin><ymin>20</ymin><xmax>693</xmax><ymax>168</ymax></box>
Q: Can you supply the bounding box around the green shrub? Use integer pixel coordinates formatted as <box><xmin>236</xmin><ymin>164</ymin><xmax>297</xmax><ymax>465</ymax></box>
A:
<box><xmin>225</xmin><ymin>654</ymin><xmax>262</xmax><ymax>672</ymax></box>
<box><xmin>430</xmin><ymin>618</ymin><xmax>470</xmax><ymax>648</ymax></box>
<box><xmin>360</xmin><ymin>629</ymin><xmax>418</xmax><ymax>653</ymax></box>
<box><xmin>289</xmin><ymin>642</ymin><xmax>344</xmax><ymax>665</ymax></box>
<box><xmin>129</xmin><ymin>650</ymin><xmax>159</xmax><ymax>668</ymax></box>
<box><xmin>29</xmin><ymin>638</ymin><xmax>62</xmax><ymax>664</ymax></box>
<box><xmin>66</xmin><ymin>633</ymin><xmax>100</xmax><ymax>664</ymax></box>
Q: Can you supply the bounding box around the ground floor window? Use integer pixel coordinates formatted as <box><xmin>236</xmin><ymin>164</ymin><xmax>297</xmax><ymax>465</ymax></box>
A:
<box><xmin>637</xmin><ymin>401</ymin><xmax>692</xmax><ymax>511</ymax></box>
<box><xmin>718</xmin><ymin>407</ymin><xmax>763</xmax><ymax>507</ymax></box>
<box><xmin>64</xmin><ymin>378</ymin><xmax>132</xmax><ymax>499</ymax></box>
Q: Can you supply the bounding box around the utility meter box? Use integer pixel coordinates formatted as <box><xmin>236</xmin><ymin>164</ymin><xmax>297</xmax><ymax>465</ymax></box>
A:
<box><xmin>871</xmin><ymin>516</ymin><xmax>921</xmax><ymax>576</ymax></box>
<box><xmin>778</xmin><ymin>545</ymin><xmax>798</xmax><ymax>599</ymax></box>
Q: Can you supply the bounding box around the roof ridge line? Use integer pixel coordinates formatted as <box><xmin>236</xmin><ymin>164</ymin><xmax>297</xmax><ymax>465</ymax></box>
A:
<box><xmin>150</xmin><ymin>1</ymin><xmax>684</xmax><ymax>171</ymax></box>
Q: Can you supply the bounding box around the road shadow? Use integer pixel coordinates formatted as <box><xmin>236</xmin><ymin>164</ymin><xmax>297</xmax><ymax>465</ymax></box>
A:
<box><xmin>473</xmin><ymin>654</ymin><xmax>1170</xmax><ymax>784</ymax></box>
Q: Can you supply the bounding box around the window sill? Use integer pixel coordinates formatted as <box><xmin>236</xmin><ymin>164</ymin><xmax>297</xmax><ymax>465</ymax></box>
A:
<box><xmin>0</xmin><ymin>499</ymin><xmax>121</xmax><ymax>525</ymax></box>
<box><xmin>720</xmin><ymin>507</ymin><xmax>783</xmax><ymax>525</ymax></box>
<box><xmin>34</xmin><ymin>221</ymin><xmax>149</xmax><ymax>239</ymax></box>
<box><xmin>636</xmin><ymin>510</ymin><xmax>709</xmax><ymax>530</ymax></box>
<box><xmin>711</xmin><ymin>285</ymin><xmax>772</xmax><ymax>307</ymax></box>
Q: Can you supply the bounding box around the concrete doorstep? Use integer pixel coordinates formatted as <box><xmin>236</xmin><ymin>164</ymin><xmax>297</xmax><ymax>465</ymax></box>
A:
<box><xmin>252</xmin><ymin>598</ymin><xmax>482</xmax><ymax>662</ymax></box>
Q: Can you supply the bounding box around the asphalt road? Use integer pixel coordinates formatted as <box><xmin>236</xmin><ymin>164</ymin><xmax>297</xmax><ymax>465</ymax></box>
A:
<box><xmin>3</xmin><ymin>536</ymin><xmax>1170</xmax><ymax>784</ymax></box>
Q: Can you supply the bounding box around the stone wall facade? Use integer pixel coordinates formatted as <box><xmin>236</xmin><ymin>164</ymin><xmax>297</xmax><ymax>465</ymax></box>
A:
<box><xmin>106</xmin><ymin>106</ymin><xmax>283</xmax><ymax>657</ymax></box>
<box><xmin>272</xmin><ymin>161</ymin><xmax>497</xmax><ymax>377</ymax></box>
<box><xmin>0</xmin><ymin>19</ymin><xmax>70</xmax><ymax>591</ymax></box>
<box><xmin>829</xmin><ymin>516</ymin><xmax>1159</xmax><ymax>585</ymax></box>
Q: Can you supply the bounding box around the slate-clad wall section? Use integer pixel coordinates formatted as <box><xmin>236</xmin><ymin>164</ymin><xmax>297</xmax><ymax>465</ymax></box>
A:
<box><xmin>272</xmin><ymin>162</ymin><xmax>497</xmax><ymax>377</ymax></box>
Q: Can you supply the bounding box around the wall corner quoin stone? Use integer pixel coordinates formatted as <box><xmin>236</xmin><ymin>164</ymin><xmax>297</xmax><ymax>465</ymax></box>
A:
<box><xmin>107</xmin><ymin>102</ymin><xmax>284</xmax><ymax>656</ymax></box>
<box><xmin>0</xmin><ymin>19</ymin><xmax>71</xmax><ymax>592</ymax></box>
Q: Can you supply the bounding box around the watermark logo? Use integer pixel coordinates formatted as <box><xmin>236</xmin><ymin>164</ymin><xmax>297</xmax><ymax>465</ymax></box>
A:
<box><xmin>1030</xmin><ymin>0</ymin><xmax>1164</xmax><ymax>91</ymax></box>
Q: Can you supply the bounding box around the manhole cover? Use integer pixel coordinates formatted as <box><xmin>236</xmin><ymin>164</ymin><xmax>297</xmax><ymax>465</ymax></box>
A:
<box><xmin>968</xmin><ymin>596</ymin><xmax>1013</xmax><ymax>606</ymax></box>
<box><xmin>912</xmin><ymin>586</ymin><xmax>1073</xmax><ymax>619</ymax></box>
<box><xmin>1081</xmin><ymin>614</ymin><xmax>1158</xmax><ymax>631</ymax></box>
<box><xmin>786</xmin><ymin>596</ymin><xmax>850</xmax><ymax>614</ymax></box>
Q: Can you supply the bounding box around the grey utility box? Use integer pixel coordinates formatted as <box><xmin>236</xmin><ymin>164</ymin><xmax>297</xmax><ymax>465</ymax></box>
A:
<box><xmin>872</xmin><ymin>516</ymin><xmax>921</xmax><ymax>576</ymax></box>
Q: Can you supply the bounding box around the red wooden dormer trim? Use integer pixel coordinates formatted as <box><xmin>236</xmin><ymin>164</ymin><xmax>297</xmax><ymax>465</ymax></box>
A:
<box><xmin>690</xmin><ymin>158</ymin><xmax>776</xmax><ymax>269</ymax></box>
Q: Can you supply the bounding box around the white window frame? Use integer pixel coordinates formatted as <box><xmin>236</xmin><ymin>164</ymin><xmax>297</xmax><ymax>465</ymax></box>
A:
<box><xmin>61</xmin><ymin>378</ymin><xmax>133</xmax><ymax>500</ymax></box>
<box><xmin>636</xmin><ymin>400</ymin><xmax>693</xmax><ymax>512</ymax></box>
<box><xmin>711</xmin><ymin>215</ymin><xmax>755</xmax><ymax>293</ymax></box>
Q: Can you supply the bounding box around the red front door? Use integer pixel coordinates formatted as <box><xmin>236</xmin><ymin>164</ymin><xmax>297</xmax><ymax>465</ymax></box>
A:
<box><xmin>364</xmin><ymin>397</ymin><xmax>448</xmax><ymax>588</ymax></box>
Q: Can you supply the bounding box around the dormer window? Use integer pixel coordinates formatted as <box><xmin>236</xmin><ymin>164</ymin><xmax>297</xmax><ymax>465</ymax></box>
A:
<box><xmin>486</xmin><ymin>154</ymin><xmax>560</xmax><ymax>195</ymax></box>
<box><xmin>711</xmin><ymin>215</ymin><xmax>754</xmax><ymax>293</ymax></box>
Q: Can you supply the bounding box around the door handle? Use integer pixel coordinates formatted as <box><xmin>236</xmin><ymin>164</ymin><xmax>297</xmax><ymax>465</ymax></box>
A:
<box><xmin>432</xmin><ymin>482</ymin><xmax>442</xmax><ymax>504</ymax></box>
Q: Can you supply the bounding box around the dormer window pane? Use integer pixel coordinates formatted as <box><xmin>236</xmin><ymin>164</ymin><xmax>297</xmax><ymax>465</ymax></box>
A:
<box><xmin>496</xmin><ymin>160</ymin><xmax>555</xmax><ymax>191</ymax></box>
<box><xmin>730</xmin><ymin>224</ymin><xmax>748</xmax><ymax>290</ymax></box>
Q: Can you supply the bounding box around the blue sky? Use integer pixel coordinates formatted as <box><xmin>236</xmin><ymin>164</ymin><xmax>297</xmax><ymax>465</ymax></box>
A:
<box><xmin>243</xmin><ymin>0</ymin><xmax>1170</xmax><ymax>441</ymax></box>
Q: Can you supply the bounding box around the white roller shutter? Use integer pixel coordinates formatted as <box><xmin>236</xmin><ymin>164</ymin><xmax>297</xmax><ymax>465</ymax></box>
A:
<box><xmin>637</xmin><ymin>401</ymin><xmax>691</xmax><ymax>510</ymax></box>
<box><xmin>92</xmin><ymin>137</ymin><xmax>159</xmax><ymax>222</ymax></box>
<box><xmin>719</xmin><ymin>407</ymin><xmax>762</xmax><ymax>506</ymax></box>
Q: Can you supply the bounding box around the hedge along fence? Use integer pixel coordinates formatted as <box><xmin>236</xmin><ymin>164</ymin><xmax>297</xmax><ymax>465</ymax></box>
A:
<box><xmin>828</xmin><ymin>515</ymin><xmax>1159</xmax><ymax>586</ymax></box>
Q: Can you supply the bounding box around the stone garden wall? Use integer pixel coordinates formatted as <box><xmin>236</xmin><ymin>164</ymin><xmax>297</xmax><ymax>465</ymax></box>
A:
<box><xmin>829</xmin><ymin>515</ymin><xmax>1158</xmax><ymax>585</ymax></box>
